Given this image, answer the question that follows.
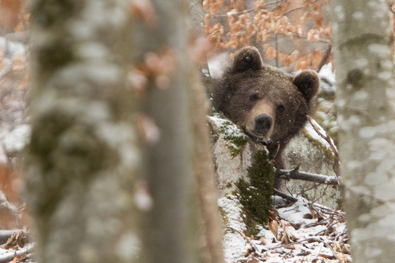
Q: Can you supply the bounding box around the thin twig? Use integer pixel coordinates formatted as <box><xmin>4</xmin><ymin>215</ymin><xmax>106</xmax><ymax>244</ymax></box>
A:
<box><xmin>316</xmin><ymin>43</ymin><xmax>332</xmax><ymax>73</ymax></box>
<box><xmin>213</xmin><ymin>0</ymin><xmax>285</xmax><ymax>17</ymax></box>
<box><xmin>283</xmin><ymin>7</ymin><xmax>304</xmax><ymax>16</ymax></box>
<box><xmin>275</xmin><ymin>33</ymin><xmax>278</xmax><ymax>67</ymax></box>
<box><xmin>307</xmin><ymin>116</ymin><xmax>339</xmax><ymax>158</ymax></box>
<box><xmin>227</xmin><ymin>227</ymin><xmax>263</xmax><ymax>255</ymax></box>
<box><xmin>307</xmin><ymin>116</ymin><xmax>340</xmax><ymax>179</ymax></box>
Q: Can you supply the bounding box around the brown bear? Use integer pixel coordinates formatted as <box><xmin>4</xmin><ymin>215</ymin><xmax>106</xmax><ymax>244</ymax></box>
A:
<box><xmin>213</xmin><ymin>46</ymin><xmax>320</xmax><ymax>169</ymax></box>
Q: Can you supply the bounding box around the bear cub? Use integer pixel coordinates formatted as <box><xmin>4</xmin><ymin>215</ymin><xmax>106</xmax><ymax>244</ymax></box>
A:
<box><xmin>213</xmin><ymin>46</ymin><xmax>320</xmax><ymax>169</ymax></box>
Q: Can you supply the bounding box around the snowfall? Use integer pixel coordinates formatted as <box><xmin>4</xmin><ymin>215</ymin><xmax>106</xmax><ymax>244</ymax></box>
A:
<box><xmin>0</xmin><ymin>39</ymin><xmax>349</xmax><ymax>263</ymax></box>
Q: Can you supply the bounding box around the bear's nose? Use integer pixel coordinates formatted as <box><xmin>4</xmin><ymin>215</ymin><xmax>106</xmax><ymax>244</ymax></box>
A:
<box><xmin>254</xmin><ymin>114</ymin><xmax>272</xmax><ymax>135</ymax></box>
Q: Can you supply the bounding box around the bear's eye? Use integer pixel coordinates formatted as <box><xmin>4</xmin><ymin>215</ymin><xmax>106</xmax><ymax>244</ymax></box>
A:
<box><xmin>249</xmin><ymin>94</ymin><xmax>259</xmax><ymax>102</ymax></box>
<box><xmin>277</xmin><ymin>105</ymin><xmax>285</xmax><ymax>112</ymax></box>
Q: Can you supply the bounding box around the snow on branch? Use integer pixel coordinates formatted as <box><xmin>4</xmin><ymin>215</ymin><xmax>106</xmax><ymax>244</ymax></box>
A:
<box><xmin>0</xmin><ymin>244</ymin><xmax>34</xmax><ymax>263</ymax></box>
<box><xmin>278</xmin><ymin>166</ymin><xmax>339</xmax><ymax>186</ymax></box>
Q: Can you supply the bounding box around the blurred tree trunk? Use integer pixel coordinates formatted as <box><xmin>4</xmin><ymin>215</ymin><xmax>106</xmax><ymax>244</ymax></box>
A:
<box><xmin>26</xmin><ymin>1</ymin><xmax>140</xmax><ymax>263</ymax></box>
<box><xmin>134</xmin><ymin>1</ymin><xmax>198</xmax><ymax>263</ymax></box>
<box><xmin>330</xmin><ymin>1</ymin><xmax>395</xmax><ymax>262</ymax></box>
<box><xmin>189</xmin><ymin>1</ymin><xmax>225</xmax><ymax>263</ymax></box>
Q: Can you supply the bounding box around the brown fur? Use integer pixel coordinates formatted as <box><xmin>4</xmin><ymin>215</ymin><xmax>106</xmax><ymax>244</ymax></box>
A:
<box><xmin>213</xmin><ymin>46</ymin><xmax>320</xmax><ymax>169</ymax></box>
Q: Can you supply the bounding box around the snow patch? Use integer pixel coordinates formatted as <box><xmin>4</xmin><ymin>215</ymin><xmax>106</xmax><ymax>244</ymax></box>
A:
<box><xmin>218</xmin><ymin>194</ymin><xmax>247</xmax><ymax>262</ymax></box>
<box><xmin>278</xmin><ymin>198</ymin><xmax>314</xmax><ymax>225</ymax></box>
<box><xmin>3</xmin><ymin>124</ymin><xmax>31</xmax><ymax>158</ymax></box>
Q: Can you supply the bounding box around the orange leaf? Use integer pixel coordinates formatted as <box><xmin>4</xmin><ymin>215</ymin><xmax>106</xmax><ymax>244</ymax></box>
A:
<box><xmin>0</xmin><ymin>0</ymin><xmax>22</xmax><ymax>29</ymax></box>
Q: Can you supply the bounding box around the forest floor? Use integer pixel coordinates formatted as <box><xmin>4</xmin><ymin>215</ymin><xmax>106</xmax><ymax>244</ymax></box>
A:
<box><xmin>220</xmin><ymin>194</ymin><xmax>351</xmax><ymax>263</ymax></box>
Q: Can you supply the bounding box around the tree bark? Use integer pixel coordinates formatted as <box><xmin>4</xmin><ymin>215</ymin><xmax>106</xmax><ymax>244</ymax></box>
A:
<box><xmin>134</xmin><ymin>1</ymin><xmax>198</xmax><ymax>263</ymax></box>
<box><xmin>26</xmin><ymin>0</ymin><xmax>140</xmax><ymax>263</ymax></box>
<box><xmin>330</xmin><ymin>1</ymin><xmax>395</xmax><ymax>262</ymax></box>
<box><xmin>188</xmin><ymin>1</ymin><xmax>225</xmax><ymax>263</ymax></box>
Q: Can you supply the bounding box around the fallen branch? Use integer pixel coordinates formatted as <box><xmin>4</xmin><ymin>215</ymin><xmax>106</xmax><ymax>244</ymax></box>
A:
<box><xmin>278</xmin><ymin>167</ymin><xmax>339</xmax><ymax>186</ymax></box>
<box><xmin>273</xmin><ymin>188</ymin><xmax>298</xmax><ymax>203</ymax></box>
<box><xmin>0</xmin><ymin>243</ymin><xmax>34</xmax><ymax>263</ymax></box>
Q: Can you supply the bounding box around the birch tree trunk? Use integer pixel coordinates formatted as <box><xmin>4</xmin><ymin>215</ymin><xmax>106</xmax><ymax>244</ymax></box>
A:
<box><xmin>26</xmin><ymin>1</ymin><xmax>140</xmax><ymax>263</ymax></box>
<box><xmin>330</xmin><ymin>1</ymin><xmax>395</xmax><ymax>262</ymax></box>
<box><xmin>134</xmin><ymin>1</ymin><xmax>198</xmax><ymax>263</ymax></box>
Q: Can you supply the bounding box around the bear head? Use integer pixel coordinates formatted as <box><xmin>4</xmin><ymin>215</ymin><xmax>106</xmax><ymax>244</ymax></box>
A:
<box><xmin>213</xmin><ymin>46</ymin><xmax>320</xmax><ymax>146</ymax></box>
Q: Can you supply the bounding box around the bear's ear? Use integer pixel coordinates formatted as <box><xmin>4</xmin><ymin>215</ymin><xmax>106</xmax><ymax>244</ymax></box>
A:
<box><xmin>231</xmin><ymin>46</ymin><xmax>263</xmax><ymax>74</ymax></box>
<box><xmin>293</xmin><ymin>70</ymin><xmax>320</xmax><ymax>103</ymax></box>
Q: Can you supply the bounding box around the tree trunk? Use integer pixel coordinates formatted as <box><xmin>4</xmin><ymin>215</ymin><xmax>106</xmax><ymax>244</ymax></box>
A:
<box><xmin>330</xmin><ymin>1</ymin><xmax>395</xmax><ymax>262</ymax></box>
<box><xmin>26</xmin><ymin>1</ymin><xmax>140</xmax><ymax>263</ymax></box>
<box><xmin>134</xmin><ymin>1</ymin><xmax>198</xmax><ymax>263</ymax></box>
<box><xmin>188</xmin><ymin>1</ymin><xmax>226</xmax><ymax>263</ymax></box>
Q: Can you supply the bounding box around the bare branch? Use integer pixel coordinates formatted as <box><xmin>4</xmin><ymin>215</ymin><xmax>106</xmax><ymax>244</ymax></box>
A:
<box><xmin>307</xmin><ymin>116</ymin><xmax>339</xmax><ymax>158</ymax></box>
<box><xmin>278</xmin><ymin>167</ymin><xmax>339</xmax><ymax>186</ymax></box>
<box><xmin>283</xmin><ymin>7</ymin><xmax>304</xmax><ymax>16</ymax></box>
<box><xmin>0</xmin><ymin>244</ymin><xmax>34</xmax><ymax>263</ymax></box>
<box><xmin>273</xmin><ymin>188</ymin><xmax>298</xmax><ymax>203</ymax></box>
<box><xmin>213</xmin><ymin>0</ymin><xmax>285</xmax><ymax>17</ymax></box>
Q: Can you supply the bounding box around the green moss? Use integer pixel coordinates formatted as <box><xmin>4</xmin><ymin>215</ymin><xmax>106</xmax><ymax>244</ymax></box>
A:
<box><xmin>302</xmin><ymin>129</ymin><xmax>338</xmax><ymax>161</ymax></box>
<box><xmin>235</xmin><ymin>150</ymin><xmax>275</xmax><ymax>236</ymax></box>
<box><xmin>218</xmin><ymin>120</ymin><xmax>248</xmax><ymax>157</ymax></box>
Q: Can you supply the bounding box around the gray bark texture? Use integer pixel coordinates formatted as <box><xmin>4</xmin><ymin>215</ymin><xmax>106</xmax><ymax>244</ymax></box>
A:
<box><xmin>26</xmin><ymin>0</ymin><xmax>140</xmax><ymax>263</ymax></box>
<box><xmin>134</xmin><ymin>1</ymin><xmax>198</xmax><ymax>263</ymax></box>
<box><xmin>188</xmin><ymin>1</ymin><xmax>225</xmax><ymax>263</ymax></box>
<box><xmin>330</xmin><ymin>0</ymin><xmax>395</xmax><ymax>262</ymax></box>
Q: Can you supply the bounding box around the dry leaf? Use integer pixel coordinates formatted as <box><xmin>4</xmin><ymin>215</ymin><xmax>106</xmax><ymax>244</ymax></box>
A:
<box><xmin>0</xmin><ymin>0</ymin><xmax>22</xmax><ymax>29</ymax></box>
<box><xmin>268</xmin><ymin>219</ymin><xmax>279</xmax><ymax>239</ymax></box>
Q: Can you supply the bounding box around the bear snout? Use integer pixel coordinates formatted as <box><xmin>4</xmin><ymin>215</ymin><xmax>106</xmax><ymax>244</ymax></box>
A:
<box><xmin>254</xmin><ymin>114</ymin><xmax>273</xmax><ymax>136</ymax></box>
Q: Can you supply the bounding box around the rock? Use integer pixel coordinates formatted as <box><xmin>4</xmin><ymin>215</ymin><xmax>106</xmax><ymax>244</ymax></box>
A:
<box><xmin>208</xmin><ymin>114</ymin><xmax>266</xmax><ymax>197</ymax></box>
<box><xmin>208</xmin><ymin>113</ymin><xmax>340</xmax><ymax>262</ymax></box>
<box><xmin>283</xmin><ymin>119</ymin><xmax>340</xmax><ymax>208</ymax></box>
<box><xmin>3</xmin><ymin>124</ymin><xmax>31</xmax><ymax>159</ymax></box>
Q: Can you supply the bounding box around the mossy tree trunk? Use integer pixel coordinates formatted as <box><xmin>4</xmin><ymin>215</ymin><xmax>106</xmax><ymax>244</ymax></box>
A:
<box><xmin>330</xmin><ymin>1</ymin><xmax>395</xmax><ymax>262</ymax></box>
<box><xmin>26</xmin><ymin>0</ymin><xmax>140</xmax><ymax>263</ymax></box>
<box><xmin>134</xmin><ymin>1</ymin><xmax>199</xmax><ymax>263</ymax></box>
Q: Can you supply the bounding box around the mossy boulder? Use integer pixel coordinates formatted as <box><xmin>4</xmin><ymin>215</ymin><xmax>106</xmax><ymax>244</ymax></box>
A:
<box><xmin>283</xmin><ymin>120</ymin><xmax>340</xmax><ymax>208</ymax></box>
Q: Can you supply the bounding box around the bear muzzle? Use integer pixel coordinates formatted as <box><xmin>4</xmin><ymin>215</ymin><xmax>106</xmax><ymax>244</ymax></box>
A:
<box><xmin>245</xmin><ymin>101</ymin><xmax>275</xmax><ymax>141</ymax></box>
<box><xmin>254</xmin><ymin>114</ymin><xmax>273</xmax><ymax>136</ymax></box>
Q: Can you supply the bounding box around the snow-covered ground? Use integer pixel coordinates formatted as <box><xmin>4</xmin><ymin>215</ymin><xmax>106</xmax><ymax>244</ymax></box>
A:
<box><xmin>221</xmin><ymin>195</ymin><xmax>350</xmax><ymax>263</ymax></box>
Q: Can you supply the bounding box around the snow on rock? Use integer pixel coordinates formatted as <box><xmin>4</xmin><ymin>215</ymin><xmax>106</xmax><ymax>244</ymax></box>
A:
<box><xmin>208</xmin><ymin>113</ymin><xmax>267</xmax><ymax>197</ymax></box>
<box><xmin>3</xmin><ymin>124</ymin><xmax>31</xmax><ymax>159</ymax></box>
<box><xmin>283</xmin><ymin>121</ymin><xmax>340</xmax><ymax>209</ymax></box>
<box><xmin>218</xmin><ymin>194</ymin><xmax>248</xmax><ymax>262</ymax></box>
